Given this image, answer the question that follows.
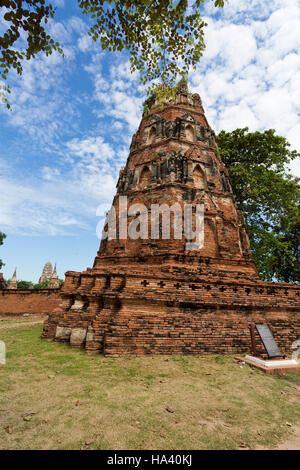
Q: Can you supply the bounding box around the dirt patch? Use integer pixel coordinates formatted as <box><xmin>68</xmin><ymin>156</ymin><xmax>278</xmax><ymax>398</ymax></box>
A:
<box><xmin>0</xmin><ymin>314</ymin><xmax>46</xmax><ymax>322</ymax></box>
<box><xmin>0</xmin><ymin>320</ymin><xmax>44</xmax><ymax>329</ymax></box>
<box><xmin>276</xmin><ymin>425</ymin><xmax>300</xmax><ymax>450</ymax></box>
<box><xmin>256</xmin><ymin>425</ymin><xmax>300</xmax><ymax>450</ymax></box>
<box><xmin>0</xmin><ymin>316</ymin><xmax>45</xmax><ymax>329</ymax></box>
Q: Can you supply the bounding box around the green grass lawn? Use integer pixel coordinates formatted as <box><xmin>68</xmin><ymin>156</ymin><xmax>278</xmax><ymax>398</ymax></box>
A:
<box><xmin>0</xmin><ymin>322</ymin><xmax>299</xmax><ymax>450</ymax></box>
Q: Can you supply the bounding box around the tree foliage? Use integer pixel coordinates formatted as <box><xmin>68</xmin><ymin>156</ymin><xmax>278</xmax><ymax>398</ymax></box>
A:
<box><xmin>17</xmin><ymin>280</ymin><xmax>33</xmax><ymax>289</ymax></box>
<box><xmin>273</xmin><ymin>218</ymin><xmax>300</xmax><ymax>282</ymax></box>
<box><xmin>0</xmin><ymin>0</ymin><xmax>226</xmax><ymax>106</ymax></box>
<box><xmin>0</xmin><ymin>231</ymin><xmax>6</xmax><ymax>270</ymax></box>
<box><xmin>78</xmin><ymin>0</ymin><xmax>225</xmax><ymax>99</ymax></box>
<box><xmin>0</xmin><ymin>0</ymin><xmax>63</xmax><ymax>107</ymax></box>
<box><xmin>217</xmin><ymin>128</ymin><xmax>300</xmax><ymax>282</ymax></box>
<box><xmin>33</xmin><ymin>281</ymin><xmax>48</xmax><ymax>289</ymax></box>
<box><xmin>33</xmin><ymin>278</ymin><xmax>63</xmax><ymax>289</ymax></box>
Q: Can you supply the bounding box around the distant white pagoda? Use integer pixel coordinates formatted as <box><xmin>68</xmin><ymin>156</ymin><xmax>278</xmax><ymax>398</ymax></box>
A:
<box><xmin>7</xmin><ymin>268</ymin><xmax>17</xmax><ymax>289</ymax></box>
<box><xmin>39</xmin><ymin>261</ymin><xmax>53</xmax><ymax>284</ymax></box>
<box><xmin>48</xmin><ymin>264</ymin><xmax>60</xmax><ymax>289</ymax></box>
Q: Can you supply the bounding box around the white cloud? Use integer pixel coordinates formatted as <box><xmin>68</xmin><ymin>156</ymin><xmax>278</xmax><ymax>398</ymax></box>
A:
<box><xmin>78</xmin><ymin>34</ymin><xmax>95</xmax><ymax>52</ymax></box>
<box><xmin>68</xmin><ymin>16</ymin><xmax>88</xmax><ymax>35</ymax></box>
<box><xmin>0</xmin><ymin>135</ymin><xmax>119</xmax><ymax>236</ymax></box>
<box><xmin>288</xmin><ymin>159</ymin><xmax>300</xmax><ymax>178</ymax></box>
<box><xmin>66</xmin><ymin>136</ymin><xmax>115</xmax><ymax>171</ymax></box>
<box><xmin>0</xmin><ymin>176</ymin><xmax>88</xmax><ymax>235</ymax></box>
<box><xmin>218</xmin><ymin>104</ymin><xmax>259</xmax><ymax>132</ymax></box>
<box><xmin>49</xmin><ymin>21</ymin><xmax>72</xmax><ymax>44</ymax></box>
<box><xmin>204</xmin><ymin>22</ymin><xmax>257</xmax><ymax>72</ymax></box>
<box><xmin>42</xmin><ymin>167</ymin><xmax>61</xmax><ymax>181</ymax></box>
<box><xmin>189</xmin><ymin>0</ymin><xmax>300</xmax><ymax>175</ymax></box>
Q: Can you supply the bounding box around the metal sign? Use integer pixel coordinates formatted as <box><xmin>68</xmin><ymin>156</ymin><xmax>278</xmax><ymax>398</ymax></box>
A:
<box><xmin>255</xmin><ymin>324</ymin><xmax>282</xmax><ymax>358</ymax></box>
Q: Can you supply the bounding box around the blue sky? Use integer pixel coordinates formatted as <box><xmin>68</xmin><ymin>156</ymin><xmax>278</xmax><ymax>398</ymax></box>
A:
<box><xmin>0</xmin><ymin>0</ymin><xmax>300</xmax><ymax>282</ymax></box>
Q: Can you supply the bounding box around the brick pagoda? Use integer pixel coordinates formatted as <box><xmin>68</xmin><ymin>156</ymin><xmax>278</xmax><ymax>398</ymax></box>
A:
<box><xmin>42</xmin><ymin>84</ymin><xmax>300</xmax><ymax>356</ymax></box>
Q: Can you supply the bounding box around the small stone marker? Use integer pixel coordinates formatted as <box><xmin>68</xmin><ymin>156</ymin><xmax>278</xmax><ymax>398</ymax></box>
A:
<box><xmin>256</xmin><ymin>324</ymin><xmax>282</xmax><ymax>358</ymax></box>
<box><xmin>292</xmin><ymin>340</ymin><xmax>300</xmax><ymax>362</ymax></box>
<box><xmin>0</xmin><ymin>341</ymin><xmax>6</xmax><ymax>365</ymax></box>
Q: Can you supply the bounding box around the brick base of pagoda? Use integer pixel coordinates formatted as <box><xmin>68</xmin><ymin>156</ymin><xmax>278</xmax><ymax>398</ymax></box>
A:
<box><xmin>42</xmin><ymin>258</ymin><xmax>300</xmax><ymax>357</ymax></box>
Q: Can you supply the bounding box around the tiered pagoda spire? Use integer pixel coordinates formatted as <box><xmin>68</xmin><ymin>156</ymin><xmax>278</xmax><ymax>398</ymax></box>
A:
<box><xmin>42</xmin><ymin>84</ymin><xmax>300</xmax><ymax>356</ymax></box>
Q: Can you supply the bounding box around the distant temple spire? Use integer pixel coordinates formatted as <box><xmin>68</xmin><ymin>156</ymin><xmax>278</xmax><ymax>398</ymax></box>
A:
<box><xmin>48</xmin><ymin>263</ymin><xmax>60</xmax><ymax>289</ymax></box>
<box><xmin>52</xmin><ymin>263</ymin><xmax>58</xmax><ymax>278</ymax></box>
<box><xmin>39</xmin><ymin>261</ymin><xmax>53</xmax><ymax>284</ymax></box>
<box><xmin>7</xmin><ymin>267</ymin><xmax>17</xmax><ymax>289</ymax></box>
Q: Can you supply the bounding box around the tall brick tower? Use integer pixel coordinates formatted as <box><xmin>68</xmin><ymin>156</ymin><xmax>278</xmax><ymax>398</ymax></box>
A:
<box><xmin>42</xmin><ymin>84</ymin><xmax>300</xmax><ymax>356</ymax></box>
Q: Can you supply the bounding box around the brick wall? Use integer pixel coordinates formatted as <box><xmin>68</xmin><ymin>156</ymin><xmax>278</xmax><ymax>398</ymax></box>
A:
<box><xmin>0</xmin><ymin>289</ymin><xmax>61</xmax><ymax>316</ymax></box>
